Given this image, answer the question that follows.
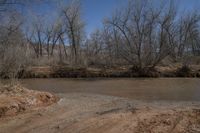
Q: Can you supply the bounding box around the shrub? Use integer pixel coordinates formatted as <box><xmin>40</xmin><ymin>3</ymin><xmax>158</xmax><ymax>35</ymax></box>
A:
<box><xmin>176</xmin><ymin>65</ymin><xmax>191</xmax><ymax>77</ymax></box>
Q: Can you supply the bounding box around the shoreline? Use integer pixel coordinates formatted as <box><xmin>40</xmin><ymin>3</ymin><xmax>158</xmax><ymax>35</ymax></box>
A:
<box><xmin>14</xmin><ymin>65</ymin><xmax>200</xmax><ymax>79</ymax></box>
<box><xmin>0</xmin><ymin>93</ymin><xmax>200</xmax><ymax>133</ymax></box>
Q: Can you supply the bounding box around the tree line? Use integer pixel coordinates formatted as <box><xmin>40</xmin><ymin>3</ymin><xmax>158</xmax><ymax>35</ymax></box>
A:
<box><xmin>0</xmin><ymin>0</ymin><xmax>200</xmax><ymax>78</ymax></box>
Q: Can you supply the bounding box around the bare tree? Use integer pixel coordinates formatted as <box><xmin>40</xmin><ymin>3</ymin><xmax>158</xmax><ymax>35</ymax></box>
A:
<box><xmin>104</xmin><ymin>0</ymin><xmax>177</xmax><ymax>69</ymax></box>
<box><xmin>25</xmin><ymin>15</ymin><xmax>46</xmax><ymax>58</ymax></box>
<box><xmin>0</xmin><ymin>0</ymin><xmax>21</xmax><ymax>12</ymax></box>
<box><xmin>0</xmin><ymin>11</ymin><xmax>27</xmax><ymax>79</ymax></box>
<box><xmin>85</xmin><ymin>29</ymin><xmax>104</xmax><ymax>65</ymax></box>
<box><xmin>175</xmin><ymin>12</ymin><xmax>200</xmax><ymax>59</ymax></box>
<box><xmin>61</xmin><ymin>0</ymin><xmax>85</xmax><ymax>65</ymax></box>
<box><xmin>43</xmin><ymin>19</ymin><xmax>65</xmax><ymax>59</ymax></box>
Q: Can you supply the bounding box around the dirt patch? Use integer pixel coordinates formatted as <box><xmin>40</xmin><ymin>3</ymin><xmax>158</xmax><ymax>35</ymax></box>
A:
<box><xmin>0</xmin><ymin>84</ymin><xmax>58</xmax><ymax>118</ymax></box>
<box><xmin>134</xmin><ymin>109</ymin><xmax>200</xmax><ymax>133</ymax></box>
<box><xmin>0</xmin><ymin>93</ymin><xmax>199</xmax><ymax>133</ymax></box>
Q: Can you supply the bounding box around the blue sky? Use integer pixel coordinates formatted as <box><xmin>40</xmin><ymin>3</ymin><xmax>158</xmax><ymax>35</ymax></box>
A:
<box><xmin>82</xmin><ymin>0</ymin><xmax>127</xmax><ymax>34</ymax></box>
<box><xmin>27</xmin><ymin>0</ymin><xmax>200</xmax><ymax>35</ymax></box>
<box><xmin>82</xmin><ymin>0</ymin><xmax>200</xmax><ymax>34</ymax></box>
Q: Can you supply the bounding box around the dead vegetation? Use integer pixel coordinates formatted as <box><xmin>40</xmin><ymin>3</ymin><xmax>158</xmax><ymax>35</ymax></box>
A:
<box><xmin>19</xmin><ymin>65</ymin><xmax>200</xmax><ymax>78</ymax></box>
<box><xmin>0</xmin><ymin>0</ymin><xmax>200</xmax><ymax>79</ymax></box>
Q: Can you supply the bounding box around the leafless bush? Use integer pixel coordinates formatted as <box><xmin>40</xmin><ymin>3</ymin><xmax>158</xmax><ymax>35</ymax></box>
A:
<box><xmin>1</xmin><ymin>0</ymin><xmax>200</xmax><ymax>74</ymax></box>
<box><xmin>0</xmin><ymin>11</ymin><xmax>28</xmax><ymax>79</ymax></box>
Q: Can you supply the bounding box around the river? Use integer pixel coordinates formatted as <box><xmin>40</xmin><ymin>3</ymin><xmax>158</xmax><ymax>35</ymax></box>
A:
<box><xmin>21</xmin><ymin>78</ymin><xmax>200</xmax><ymax>101</ymax></box>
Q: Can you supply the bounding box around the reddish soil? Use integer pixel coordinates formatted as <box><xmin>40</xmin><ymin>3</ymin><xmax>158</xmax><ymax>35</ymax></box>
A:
<box><xmin>0</xmin><ymin>93</ymin><xmax>199</xmax><ymax>133</ymax></box>
<box><xmin>0</xmin><ymin>84</ymin><xmax>58</xmax><ymax>118</ymax></box>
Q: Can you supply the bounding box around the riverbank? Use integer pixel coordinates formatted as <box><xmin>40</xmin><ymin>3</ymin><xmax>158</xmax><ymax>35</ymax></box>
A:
<box><xmin>0</xmin><ymin>93</ymin><xmax>200</xmax><ymax>133</ymax></box>
<box><xmin>0</xmin><ymin>84</ymin><xmax>58</xmax><ymax>118</ymax></box>
<box><xmin>18</xmin><ymin>65</ymin><xmax>200</xmax><ymax>78</ymax></box>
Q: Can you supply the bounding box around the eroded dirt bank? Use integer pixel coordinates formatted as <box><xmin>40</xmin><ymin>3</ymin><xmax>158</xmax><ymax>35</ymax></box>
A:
<box><xmin>0</xmin><ymin>84</ymin><xmax>58</xmax><ymax>118</ymax></box>
<box><xmin>0</xmin><ymin>93</ymin><xmax>200</xmax><ymax>133</ymax></box>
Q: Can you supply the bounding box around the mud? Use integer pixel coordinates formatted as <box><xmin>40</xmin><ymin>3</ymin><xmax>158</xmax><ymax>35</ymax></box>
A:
<box><xmin>0</xmin><ymin>93</ymin><xmax>199</xmax><ymax>133</ymax></box>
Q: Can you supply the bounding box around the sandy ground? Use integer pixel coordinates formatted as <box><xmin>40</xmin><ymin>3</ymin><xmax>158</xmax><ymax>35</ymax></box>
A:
<box><xmin>0</xmin><ymin>93</ymin><xmax>200</xmax><ymax>133</ymax></box>
<box><xmin>0</xmin><ymin>84</ymin><xmax>57</xmax><ymax>118</ymax></box>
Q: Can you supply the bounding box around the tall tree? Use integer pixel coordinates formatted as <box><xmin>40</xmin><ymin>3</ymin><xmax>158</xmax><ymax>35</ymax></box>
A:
<box><xmin>61</xmin><ymin>0</ymin><xmax>85</xmax><ymax>64</ymax></box>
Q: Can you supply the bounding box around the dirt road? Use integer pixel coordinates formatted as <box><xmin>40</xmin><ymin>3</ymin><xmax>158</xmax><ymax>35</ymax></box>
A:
<box><xmin>0</xmin><ymin>93</ymin><xmax>200</xmax><ymax>133</ymax></box>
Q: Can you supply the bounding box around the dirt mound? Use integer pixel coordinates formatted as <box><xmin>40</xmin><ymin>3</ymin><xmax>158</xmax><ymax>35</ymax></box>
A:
<box><xmin>0</xmin><ymin>84</ymin><xmax>58</xmax><ymax>118</ymax></box>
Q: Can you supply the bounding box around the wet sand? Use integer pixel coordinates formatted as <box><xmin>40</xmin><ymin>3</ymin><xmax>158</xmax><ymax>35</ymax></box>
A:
<box><xmin>0</xmin><ymin>93</ymin><xmax>200</xmax><ymax>133</ymax></box>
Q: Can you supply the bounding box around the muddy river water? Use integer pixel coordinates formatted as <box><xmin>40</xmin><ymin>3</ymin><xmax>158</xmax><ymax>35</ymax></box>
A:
<box><xmin>21</xmin><ymin>78</ymin><xmax>200</xmax><ymax>101</ymax></box>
